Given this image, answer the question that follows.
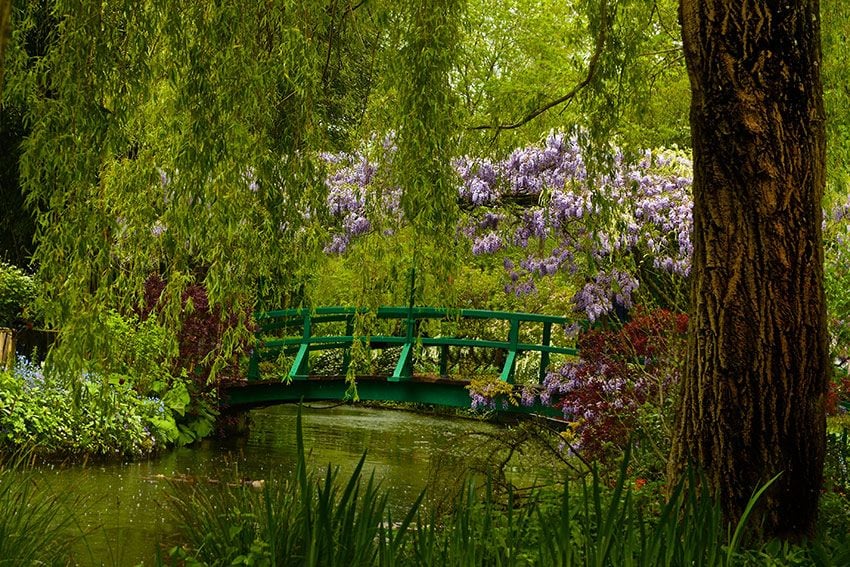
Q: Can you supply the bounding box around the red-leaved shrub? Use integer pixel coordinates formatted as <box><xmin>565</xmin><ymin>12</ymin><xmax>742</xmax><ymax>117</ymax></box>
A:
<box><xmin>141</xmin><ymin>275</ymin><xmax>251</xmax><ymax>387</ymax></box>
<box><xmin>543</xmin><ymin>307</ymin><xmax>688</xmax><ymax>463</ymax></box>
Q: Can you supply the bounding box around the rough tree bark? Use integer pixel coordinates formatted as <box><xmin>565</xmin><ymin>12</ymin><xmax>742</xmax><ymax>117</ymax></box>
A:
<box><xmin>670</xmin><ymin>0</ymin><xmax>829</xmax><ymax>540</ymax></box>
<box><xmin>0</xmin><ymin>0</ymin><xmax>11</xmax><ymax>90</ymax></box>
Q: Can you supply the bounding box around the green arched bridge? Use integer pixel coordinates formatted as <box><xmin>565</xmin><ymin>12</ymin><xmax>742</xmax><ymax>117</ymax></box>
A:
<box><xmin>222</xmin><ymin>306</ymin><xmax>577</xmax><ymax>416</ymax></box>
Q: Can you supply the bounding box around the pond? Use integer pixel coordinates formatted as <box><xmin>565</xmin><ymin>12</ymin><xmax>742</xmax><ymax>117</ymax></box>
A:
<box><xmin>34</xmin><ymin>404</ymin><xmax>560</xmax><ymax>565</ymax></box>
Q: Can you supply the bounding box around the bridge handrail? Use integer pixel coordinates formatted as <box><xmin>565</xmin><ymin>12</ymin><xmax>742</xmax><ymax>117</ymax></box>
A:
<box><xmin>254</xmin><ymin>305</ymin><xmax>575</xmax><ymax>322</ymax></box>
<box><xmin>248</xmin><ymin>306</ymin><xmax>578</xmax><ymax>384</ymax></box>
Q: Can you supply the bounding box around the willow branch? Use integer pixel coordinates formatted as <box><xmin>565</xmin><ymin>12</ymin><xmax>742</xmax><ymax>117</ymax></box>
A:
<box><xmin>321</xmin><ymin>0</ymin><xmax>338</xmax><ymax>88</ymax></box>
<box><xmin>468</xmin><ymin>2</ymin><xmax>610</xmax><ymax>133</ymax></box>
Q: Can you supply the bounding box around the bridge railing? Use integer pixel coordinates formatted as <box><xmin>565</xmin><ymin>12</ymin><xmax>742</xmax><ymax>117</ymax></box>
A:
<box><xmin>247</xmin><ymin>306</ymin><xmax>578</xmax><ymax>384</ymax></box>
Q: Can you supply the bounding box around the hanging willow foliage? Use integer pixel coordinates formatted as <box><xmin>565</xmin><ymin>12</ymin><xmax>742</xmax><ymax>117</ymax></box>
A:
<box><xmin>388</xmin><ymin>0</ymin><xmax>463</xmax><ymax>306</ymax></box>
<box><xmin>5</xmin><ymin>0</ymin><xmax>463</xmax><ymax>376</ymax></box>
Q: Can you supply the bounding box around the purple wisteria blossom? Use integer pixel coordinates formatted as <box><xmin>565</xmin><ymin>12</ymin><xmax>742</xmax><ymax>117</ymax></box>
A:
<box><xmin>503</xmin><ymin>132</ymin><xmax>586</xmax><ymax>196</ymax></box>
<box><xmin>324</xmin><ymin>234</ymin><xmax>349</xmax><ymax>254</ymax></box>
<box><xmin>513</xmin><ymin>209</ymin><xmax>548</xmax><ymax>247</ymax></box>
<box><xmin>461</xmin><ymin>139</ymin><xmax>692</xmax><ymax>319</ymax></box>
<box><xmin>520</xmin><ymin>385</ymin><xmax>538</xmax><ymax>407</ymax></box>
<box><xmin>343</xmin><ymin>214</ymin><xmax>371</xmax><ymax>236</ymax></box>
<box><xmin>327</xmin><ymin>186</ymin><xmax>365</xmax><ymax>217</ymax></box>
<box><xmin>320</xmin><ymin>132</ymin><xmax>695</xmax><ymax>323</ymax></box>
<box><xmin>830</xmin><ymin>196</ymin><xmax>850</xmax><ymax>223</ymax></box>
<box><xmin>572</xmin><ymin>269</ymin><xmax>640</xmax><ymax>322</ymax></box>
<box><xmin>472</xmin><ymin>232</ymin><xmax>504</xmax><ymax>255</ymax></box>
<box><xmin>456</xmin><ymin>157</ymin><xmax>499</xmax><ymax>205</ymax></box>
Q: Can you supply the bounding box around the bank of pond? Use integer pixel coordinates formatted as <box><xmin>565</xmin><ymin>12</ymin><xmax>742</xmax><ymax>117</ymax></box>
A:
<box><xmin>0</xmin><ymin>404</ymin><xmax>849</xmax><ymax>566</ymax></box>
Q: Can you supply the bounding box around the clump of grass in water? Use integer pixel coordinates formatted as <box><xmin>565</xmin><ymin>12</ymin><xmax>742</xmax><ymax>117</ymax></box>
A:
<box><xmin>0</xmin><ymin>452</ymin><xmax>79</xmax><ymax>565</ymax></box>
<box><xmin>164</xmin><ymin>405</ymin><xmax>421</xmax><ymax>566</ymax></box>
<box><xmin>163</xmin><ymin>407</ymin><xmax>813</xmax><ymax>566</ymax></box>
<box><xmin>404</xmin><ymin>446</ymin><xmax>771</xmax><ymax>566</ymax></box>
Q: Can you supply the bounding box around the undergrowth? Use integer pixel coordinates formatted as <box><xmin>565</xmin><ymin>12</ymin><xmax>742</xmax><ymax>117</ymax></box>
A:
<box><xmin>162</xmin><ymin>407</ymin><xmax>850</xmax><ymax>566</ymax></box>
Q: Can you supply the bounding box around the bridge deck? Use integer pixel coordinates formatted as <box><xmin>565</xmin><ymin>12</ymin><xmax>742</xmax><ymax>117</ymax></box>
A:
<box><xmin>222</xmin><ymin>374</ymin><xmax>561</xmax><ymax>417</ymax></box>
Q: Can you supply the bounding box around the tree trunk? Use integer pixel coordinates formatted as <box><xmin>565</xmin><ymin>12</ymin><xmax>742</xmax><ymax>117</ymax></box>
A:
<box><xmin>0</xmin><ymin>0</ymin><xmax>10</xmax><ymax>90</ymax></box>
<box><xmin>671</xmin><ymin>0</ymin><xmax>829</xmax><ymax>540</ymax></box>
<box><xmin>0</xmin><ymin>328</ymin><xmax>14</xmax><ymax>370</ymax></box>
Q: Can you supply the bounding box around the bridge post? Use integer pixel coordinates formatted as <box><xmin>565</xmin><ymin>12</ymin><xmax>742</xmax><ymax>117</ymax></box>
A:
<box><xmin>439</xmin><ymin>344</ymin><xmax>449</xmax><ymax>377</ymax></box>
<box><xmin>341</xmin><ymin>315</ymin><xmax>354</xmax><ymax>375</ymax></box>
<box><xmin>499</xmin><ymin>318</ymin><xmax>520</xmax><ymax>383</ymax></box>
<box><xmin>539</xmin><ymin>321</ymin><xmax>552</xmax><ymax>383</ymax></box>
<box><xmin>389</xmin><ymin>307</ymin><xmax>415</xmax><ymax>381</ymax></box>
<box><xmin>288</xmin><ymin>311</ymin><xmax>311</xmax><ymax>380</ymax></box>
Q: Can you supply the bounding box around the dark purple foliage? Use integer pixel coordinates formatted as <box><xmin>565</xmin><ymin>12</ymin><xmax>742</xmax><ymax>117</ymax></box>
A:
<box><xmin>141</xmin><ymin>275</ymin><xmax>250</xmax><ymax>387</ymax></box>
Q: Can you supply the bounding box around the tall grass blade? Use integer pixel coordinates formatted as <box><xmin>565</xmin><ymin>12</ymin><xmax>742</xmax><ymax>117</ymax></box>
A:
<box><xmin>726</xmin><ymin>472</ymin><xmax>782</xmax><ymax>565</ymax></box>
<box><xmin>0</xmin><ymin>452</ymin><xmax>80</xmax><ymax>566</ymax></box>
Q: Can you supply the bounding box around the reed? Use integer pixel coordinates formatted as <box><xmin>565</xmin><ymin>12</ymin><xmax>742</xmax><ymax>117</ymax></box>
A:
<box><xmin>0</xmin><ymin>453</ymin><xmax>79</xmax><ymax>565</ymax></box>
<box><xmin>164</xmin><ymin>407</ymin><xmax>850</xmax><ymax>566</ymax></box>
<box><xmin>166</xmin><ymin>406</ymin><xmax>422</xmax><ymax>566</ymax></box>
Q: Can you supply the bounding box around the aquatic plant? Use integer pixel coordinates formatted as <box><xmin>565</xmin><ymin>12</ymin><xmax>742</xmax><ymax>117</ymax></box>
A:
<box><xmin>166</xmin><ymin>406</ymin><xmax>421</xmax><ymax>566</ymax></box>
<box><xmin>162</xmin><ymin>407</ymin><xmax>849</xmax><ymax>566</ymax></box>
<box><xmin>0</xmin><ymin>453</ymin><xmax>79</xmax><ymax>565</ymax></box>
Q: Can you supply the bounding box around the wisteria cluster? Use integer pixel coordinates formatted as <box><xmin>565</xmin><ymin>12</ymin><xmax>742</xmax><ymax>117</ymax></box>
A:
<box><xmin>467</xmin><ymin>376</ymin><xmax>517</xmax><ymax>411</ymax></box>
<box><xmin>321</xmin><ymin>152</ymin><xmax>375</xmax><ymax>254</ymax></box>
<box><xmin>502</xmin><ymin>132</ymin><xmax>587</xmax><ymax>195</ymax></box>
<box><xmin>572</xmin><ymin>269</ymin><xmax>640</xmax><ymax>323</ymax></box>
<box><xmin>456</xmin><ymin>157</ymin><xmax>499</xmax><ymax>205</ymax></box>
<box><xmin>830</xmin><ymin>196</ymin><xmax>850</xmax><ymax>224</ymax></box>
<box><xmin>320</xmin><ymin>137</ymin><xmax>407</xmax><ymax>254</ymax></box>
<box><xmin>464</xmin><ymin>138</ymin><xmax>693</xmax><ymax>322</ymax></box>
<box><xmin>321</xmin><ymin>132</ymin><xmax>694</xmax><ymax>323</ymax></box>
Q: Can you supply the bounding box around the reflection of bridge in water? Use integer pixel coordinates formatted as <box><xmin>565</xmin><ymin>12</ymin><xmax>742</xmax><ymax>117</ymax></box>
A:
<box><xmin>222</xmin><ymin>306</ymin><xmax>578</xmax><ymax>416</ymax></box>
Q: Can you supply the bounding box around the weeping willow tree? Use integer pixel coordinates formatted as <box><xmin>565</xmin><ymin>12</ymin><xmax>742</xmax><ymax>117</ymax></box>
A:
<box><xmin>3</xmin><ymin>0</ymin><xmax>685</xmax><ymax>367</ymax></box>
<box><xmin>3</xmin><ymin>0</ymin><xmax>462</xmax><ymax>374</ymax></box>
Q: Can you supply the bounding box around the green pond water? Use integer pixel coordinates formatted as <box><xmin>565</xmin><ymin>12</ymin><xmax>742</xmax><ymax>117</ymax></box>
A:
<box><xmin>34</xmin><ymin>404</ymin><xmax>558</xmax><ymax>566</ymax></box>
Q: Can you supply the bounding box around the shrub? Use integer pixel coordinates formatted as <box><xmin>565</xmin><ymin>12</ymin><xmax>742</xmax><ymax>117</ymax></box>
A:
<box><xmin>141</xmin><ymin>275</ymin><xmax>249</xmax><ymax>386</ymax></box>
<box><xmin>0</xmin><ymin>262</ymin><xmax>35</xmax><ymax>328</ymax></box>
<box><xmin>542</xmin><ymin>307</ymin><xmax>687</xmax><ymax>468</ymax></box>
<box><xmin>0</xmin><ymin>356</ymin><xmax>178</xmax><ymax>457</ymax></box>
<box><xmin>141</xmin><ymin>275</ymin><xmax>254</xmax><ymax>443</ymax></box>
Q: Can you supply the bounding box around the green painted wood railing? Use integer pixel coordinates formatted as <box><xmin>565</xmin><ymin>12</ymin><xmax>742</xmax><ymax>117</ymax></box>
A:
<box><xmin>247</xmin><ymin>306</ymin><xmax>578</xmax><ymax>384</ymax></box>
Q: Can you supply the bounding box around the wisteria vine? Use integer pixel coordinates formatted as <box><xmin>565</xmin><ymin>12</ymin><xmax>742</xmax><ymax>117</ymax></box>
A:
<box><xmin>321</xmin><ymin>132</ymin><xmax>694</xmax><ymax>323</ymax></box>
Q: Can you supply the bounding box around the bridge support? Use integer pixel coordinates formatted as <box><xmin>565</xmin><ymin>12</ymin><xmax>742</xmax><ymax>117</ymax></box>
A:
<box><xmin>222</xmin><ymin>375</ymin><xmax>562</xmax><ymax>417</ymax></box>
